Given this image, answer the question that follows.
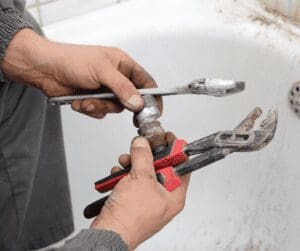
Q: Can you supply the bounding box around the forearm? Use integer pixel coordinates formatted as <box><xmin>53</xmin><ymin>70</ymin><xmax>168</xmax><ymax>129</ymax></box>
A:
<box><xmin>52</xmin><ymin>229</ymin><xmax>128</xmax><ymax>251</ymax></box>
<box><xmin>0</xmin><ymin>28</ymin><xmax>54</xmax><ymax>89</ymax></box>
<box><xmin>0</xmin><ymin>2</ymin><xmax>33</xmax><ymax>82</ymax></box>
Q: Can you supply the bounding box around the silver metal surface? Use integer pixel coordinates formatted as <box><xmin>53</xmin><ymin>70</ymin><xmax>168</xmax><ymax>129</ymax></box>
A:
<box><xmin>135</xmin><ymin>95</ymin><xmax>166</xmax><ymax>150</ymax></box>
<box><xmin>135</xmin><ymin>95</ymin><xmax>161</xmax><ymax>126</ymax></box>
<box><xmin>289</xmin><ymin>82</ymin><xmax>300</xmax><ymax>117</ymax></box>
<box><xmin>47</xmin><ymin>78</ymin><xmax>246</xmax><ymax>106</ymax></box>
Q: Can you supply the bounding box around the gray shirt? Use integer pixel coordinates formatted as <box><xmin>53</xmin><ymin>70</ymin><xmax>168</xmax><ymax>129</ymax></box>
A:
<box><xmin>0</xmin><ymin>0</ymin><xmax>127</xmax><ymax>250</ymax></box>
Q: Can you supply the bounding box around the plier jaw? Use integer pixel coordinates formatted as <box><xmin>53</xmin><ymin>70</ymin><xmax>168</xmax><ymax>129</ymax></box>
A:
<box><xmin>184</xmin><ymin>107</ymin><xmax>278</xmax><ymax>155</ymax></box>
<box><xmin>174</xmin><ymin>107</ymin><xmax>278</xmax><ymax>177</ymax></box>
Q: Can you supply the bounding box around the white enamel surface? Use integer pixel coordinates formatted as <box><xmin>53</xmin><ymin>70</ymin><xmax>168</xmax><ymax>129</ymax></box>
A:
<box><xmin>44</xmin><ymin>0</ymin><xmax>300</xmax><ymax>250</ymax></box>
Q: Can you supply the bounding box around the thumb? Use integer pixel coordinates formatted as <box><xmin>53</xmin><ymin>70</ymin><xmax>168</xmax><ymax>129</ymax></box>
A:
<box><xmin>102</xmin><ymin>67</ymin><xmax>144</xmax><ymax>112</ymax></box>
<box><xmin>130</xmin><ymin>137</ymin><xmax>154</xmax><ymax>177</ymax></box>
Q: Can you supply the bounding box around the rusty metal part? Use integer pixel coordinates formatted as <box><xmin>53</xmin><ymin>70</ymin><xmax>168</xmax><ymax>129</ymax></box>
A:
<box><xmin>138</xmin><ymin>121</ymin><xmax>166</xmax><ymax>150</ymax></box>
<box><xmin>234</xmin><ymin>107</ymin><xmax>263</xmax><ymax>132</ymax></box>
<box><xmin>227</xmin><ymin>107</ymin><xmax>278</xmax><ymax>152</ymax></box>
<box><xmin>229</xmin><ymin>107</ymin><xmax>278</xmax><ymax>152</ymax></box>
<box><xmin>134</xmin><ymin>95</ymin><xmax>166</xmax><ymax>150</ymax></box>
<box><xmin>174</xmin><ymin>107</ymin><xmax>278</xmax><ymax>177</ymax></box>
<box><xmin>243</xmin><ymin>107</ymin><xmax>278</xmax><ymax>151</ymax></box>
<box><xmin>183</xmin><ymin>107</ymin><xmax>278</xmax><ymax>155</ymax></box>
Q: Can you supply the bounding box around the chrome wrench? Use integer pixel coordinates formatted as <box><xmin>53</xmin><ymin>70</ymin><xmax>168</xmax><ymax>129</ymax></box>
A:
<box><xmin>47</xmin><ymin>78</ymin><xmax>246</xmax><ymax>106</ymax></box>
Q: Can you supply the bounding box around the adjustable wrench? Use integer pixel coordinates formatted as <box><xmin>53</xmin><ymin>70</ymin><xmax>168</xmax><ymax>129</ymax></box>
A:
<box><xmin>47</xmin><ymin>78</ymin><xmax>245</xmax><ymax>105</ymax></box>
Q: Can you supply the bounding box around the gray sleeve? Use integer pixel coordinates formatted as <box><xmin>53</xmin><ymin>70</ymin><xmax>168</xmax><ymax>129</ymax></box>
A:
<box><xmin>53</xmin><ymin>229</ymin><xmax>128</xmax><ymax>251</ymax></box>
<box><xmin>0</xmin><ymin>1</ymin><xmax>33</xmax><ymax>60</ymax></box>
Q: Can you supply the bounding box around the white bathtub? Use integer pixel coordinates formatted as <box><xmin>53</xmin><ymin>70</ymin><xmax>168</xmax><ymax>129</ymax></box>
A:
<box><xmin>44</xmin><ymin>0</ymin><xmax>300</xmax><ymax>250</ymax></box>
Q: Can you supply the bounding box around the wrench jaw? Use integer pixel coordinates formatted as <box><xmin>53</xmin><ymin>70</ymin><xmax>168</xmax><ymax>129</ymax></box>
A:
<box><xmin>189</xmin><ymin>79</ymin><xmax>246</xmax><ymax>97</ymax></box>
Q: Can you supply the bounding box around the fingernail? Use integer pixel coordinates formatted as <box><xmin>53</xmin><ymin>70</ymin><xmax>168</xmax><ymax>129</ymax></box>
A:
<box><xmin>127</xmin><ymin>95</ymin><xmax>143</xmax><ymax>109</ymax></box>
<box><xmin>86</xmin><ymin>104</ymin><xmax>95</xmax><ymax>112</ymax></box>
<box><xmin>132</xmin><ymin>136</ymin><xmax>147</xmax><ymax>148</ymax></box>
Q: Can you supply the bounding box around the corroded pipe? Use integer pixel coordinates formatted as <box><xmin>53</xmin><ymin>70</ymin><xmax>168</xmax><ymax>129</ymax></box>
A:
<box><xmin>134</xmin><ymin>95</ymin><xmax>166</xmax><ymax>151</ymax></box>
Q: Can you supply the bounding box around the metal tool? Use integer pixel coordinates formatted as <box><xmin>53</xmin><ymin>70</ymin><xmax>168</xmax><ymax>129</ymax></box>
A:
<box><xmin>84</xmin><ymin>107</ymin><xmax>278</xmax><ymax>218</ymax></box>
<box><xmin>47</xmin><ymin>78</ymin><xmax>245</xmax><ymax>106</ymax></box>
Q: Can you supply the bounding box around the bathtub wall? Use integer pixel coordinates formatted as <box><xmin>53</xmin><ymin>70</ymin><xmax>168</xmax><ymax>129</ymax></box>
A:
<box><xmin>26</xmin><ymin>0</ymin><xmax>130</xmax><ymax>26</ymax></box>
<box><xmin>27</xmin><ymin>0</ymin><xmax>300</xmax><ymax>27</ymax></box>
<box><xmin>260</xmin><ymin>0</ymin><xmax>300</xmax><ymax>21</ymax></box>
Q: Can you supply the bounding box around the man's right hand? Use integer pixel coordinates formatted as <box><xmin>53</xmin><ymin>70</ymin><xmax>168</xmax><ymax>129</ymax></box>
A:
<box><xmin>90</xmin><ymin>137</ymin><xmax>190</xmax><ymax>250</ymax></box>
<box><xmin>1</xmin><ymin>28</ymin><xmax>162</xmax><ymax>119</ymax></box>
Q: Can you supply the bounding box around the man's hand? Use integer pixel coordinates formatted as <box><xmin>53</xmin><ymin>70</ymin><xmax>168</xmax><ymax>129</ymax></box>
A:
<box><xmin>1</xmin><ymin>28</ymin><xmax>162</xmax><ymax>118</ymax></box>
<box><xmin>90</xmin><ymin>136</ymin><xmax>190</xmax><ymax>250</ymax></box>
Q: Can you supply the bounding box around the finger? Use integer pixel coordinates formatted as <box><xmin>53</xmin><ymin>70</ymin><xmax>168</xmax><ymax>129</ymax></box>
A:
<box><xmin>80</xmin><ymin>99</ymin><xmax>124</xmax><ymax>114</ymax></box>
<box><xmin>130</xmin><ymin>63</ymin><xmax>162</xmax><ymax>113</ymax></box>
<box><xmin>118</xmin><ymin>154</ymin><xmax>131</xmax><ymax>168</ymax></box>
<box><xmin>71</xmin><ymin>99</ymin><xmax>124</xmax><ymax>119</ymax></box>
<box><xmin>71</xmin><ymin>100</ymin><xmax>106</xmax><ymax>119</ymax></box>
<box><xmin>111</xmin><ymin>166</ymin><xmax>123</xmax><ymax>174</ymax></box>
<box><xmin>118</xmin><ymin>56</ymin><xmax>163</xmax><ymax>113</ymax></box>
<box><xmin>100</xmin><ymin>65</ymin><xmax>144</xmax><ymax>112</ymax></box>
<box><xmin>130</xmin><ymin>137</ymin><xmax>154</xmax><ymax>177</ymax></box>
<box><xmin>165</xmin><ymin>132</ymin><xmax>177</xmax><ymax>144</ymax></box>
<box><xmin>71</xmin><ymin>100</ymin><xmax>82</xmax><ymax>113</ymax></box>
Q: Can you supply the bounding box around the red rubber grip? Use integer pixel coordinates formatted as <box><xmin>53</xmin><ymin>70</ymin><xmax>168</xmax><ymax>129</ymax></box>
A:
<box><xmin>154</xmin><ymin>139</ymin><xmax>188</xmax><ymax>168</ymax></box>
<box><xmin>156</xmin><ymin>166</ymin><xmax>181</xmax><ymax>192</ymax></box>
<box><xmin>95</xmin><ymin>139</ymin><xmax>188</xmax><ymax>193</ymax></box>
<box><xmin>95</xmin><ymin>170</ymin><xmax>129</xmax><ymax>192</ymax></box>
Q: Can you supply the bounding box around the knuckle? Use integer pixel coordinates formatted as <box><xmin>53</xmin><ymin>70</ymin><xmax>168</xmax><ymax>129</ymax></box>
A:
<box><xmin>110</xmin><ymin>46</ymin><xmax>124</xmax><ymax>56</ymax></box>
<box><xmin>120</xmin><ymin>80</ymin><xmax>135</xmax><ymax>93</ymax></box>
<box><xmin>140</xmin><ymin>172</ymin><xmax>155</xmax><ymax>181</ymax></box>
<box><xmin>129</xmin><ymin>170</ymin><xmax>139</xmax><ymax>180</ymax></box>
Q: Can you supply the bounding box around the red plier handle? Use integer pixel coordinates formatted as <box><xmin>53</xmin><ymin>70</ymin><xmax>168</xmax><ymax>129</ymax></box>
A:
<box><xmin>94</xmin><ymin>139</ymin><xmax>188</xmax><ymax>193</ymax></box>
<box><xmin>84</xmin><ymin>165</ymin><xmax>184</xmax><ymax>218</ymax></box>
<box><xmin>84</xmin><ymin>139</ymin><xmax>188</xmax><ymax>219</ymax></box>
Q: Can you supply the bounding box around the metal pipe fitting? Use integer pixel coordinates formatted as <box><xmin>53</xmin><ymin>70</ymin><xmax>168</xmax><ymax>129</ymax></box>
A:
<box><xmin>134</xmin><ymin>95</ymin><xmax>166</xmax><ymax>151</ymax></box>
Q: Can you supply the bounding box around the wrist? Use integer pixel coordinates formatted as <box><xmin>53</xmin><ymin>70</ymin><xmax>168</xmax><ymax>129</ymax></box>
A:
<box><xmin>91</xmin><ymin>215</ymin><xmax>137</xmax><ymax>250</ymax></box>
<box><xmin>1</xmin><ymin>28</ymin><xmax>54</xmax><ymax>89</ymax></box>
